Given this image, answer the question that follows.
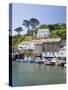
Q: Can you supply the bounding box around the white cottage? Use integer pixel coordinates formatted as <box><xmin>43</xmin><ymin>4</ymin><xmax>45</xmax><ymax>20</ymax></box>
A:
<box><xmin>37</xmin><ymin>29</ymin><xmax>50</xmax><ymax>38</ymax></box>
<box><xmin>18</xmin><ymin>39</ymin><xmax>43</xmax><ymax>55</ymax></box>
<box><xmin>18</xmin><ymin>41</ymin><xmax>35</xmax><ymax>50</ymax></box>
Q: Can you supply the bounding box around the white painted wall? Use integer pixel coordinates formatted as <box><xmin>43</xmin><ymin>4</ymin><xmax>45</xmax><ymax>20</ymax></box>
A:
<box><xmin>37</xmin><ymin>29</ymin><xmax>50</xmax><ymax>38</ymax></box>
<box><xmin>42</xmin><ymin>46</ymin><xmax>66</xmax><ymax>57</ymax></box>
<box><xmin>58</xmin><ymin>46</ymin><xmax>66</xmax><ymax>57</ymax></box>
<box><xmin>18</xmin><ymin>42</ymin><xmax>35</xmax><ymax>50</ymax></box>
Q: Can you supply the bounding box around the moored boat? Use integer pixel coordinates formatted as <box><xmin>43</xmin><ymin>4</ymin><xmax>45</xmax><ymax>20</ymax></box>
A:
<box><xmin>28</xmin><ymin>56</ymin><xmax>35</xmax><ymax>63</ymax></box>
<box><xmin>16</xmin><ymin>59</ymin><xmax>23</xmax><ymax>62</ymax></box>
<box><xmin>44</xmin><ymin>57</ymin><xmax>55</xmax><ymax>65</ymax></box>
<box><xmin>35</xmin><ymin>56</ymin><xmax>43</xmax><ymax>64</ymax></box>
<box><xmin>23</xmin><ymin>56</ymin><xmax>28</xmax><ymax>62</ymax></box>
<box><xmin>55</xmin><ymin>58</ymin><xmax>66</xmax><ymax>66</ymax></box>
<box><xmin>64</xmin><ymin>64</ymin><xmax>66</xmax><ymax>68</ymax></box>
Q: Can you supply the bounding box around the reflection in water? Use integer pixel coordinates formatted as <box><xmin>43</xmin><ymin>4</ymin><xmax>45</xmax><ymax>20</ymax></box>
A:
<box><xmin>12</xmin><ymin>61</ymin><xmax>66</xmax><ymax>87</ymax></box>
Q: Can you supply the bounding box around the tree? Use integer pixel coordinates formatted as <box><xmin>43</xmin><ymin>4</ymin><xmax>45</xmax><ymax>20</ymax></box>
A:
<box><xmin>60</xmin><ymin>23</ymin><xmax>66</xmax><ymax>29</ymax></box>
<box><xmin>15</xmin><ymin>27</ymin><xmax>23</xmax><ymax>35</ymax></box>
<box><xmin>54</xmin><ymin>23</ymin><xmax>62</xmax><ymax>30</ymax></box>
<box><xmin>39</xmin><ymin>24</ymin><xmax>47</xmax><ymax>29</ymax></box>
<box><xmin>14</xmin><ymin>27</ymin><xmax>23</xmax><ymax>48</ymax></box>
<box><xmin>22</xmin><ymin>18</ymin><xmax>39</xmax><ymax>38</ymax></box>
<box><xmin>29</xmin><ymin>18</ymin><xmax>39</xmax><ymax>38</ymax></box>
<box><xmin>39</xmin><ymin>23</ymin><xmax>66</xmax><ymax>32</ymax></box>
<box><xmin>22</xmin><ymin>20</ymin><xmax>30</xmax><ymax>31</ymax></box>
<box><xmin>30</xmin><ymin>18</ymin><xmax>39</xmax><ymax>29</ymax></box>
<box><xmin>51</xmin><ymin>29</ymin><xmax>66</xmax><ymax>39</ymax></box>
<box><xmin>47</xmin><ymin>24</ymin><xmax>55</xmax><ymax>31</ymax></box>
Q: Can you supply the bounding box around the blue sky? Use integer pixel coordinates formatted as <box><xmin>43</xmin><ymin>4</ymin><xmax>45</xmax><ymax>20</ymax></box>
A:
<box><xmin>10</xmin><ymin>3</ymin><xmax>66</xmax><ymax>36</ymax></box>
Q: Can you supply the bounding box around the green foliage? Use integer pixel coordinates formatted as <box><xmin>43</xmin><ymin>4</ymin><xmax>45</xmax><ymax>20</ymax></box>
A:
<box><xmin>47</xmin><ymin>24</ymin><xmax>55</xmax><ymax>31</ymax></box>
<box><xmin>39</xmin><ymin>23</ymin><xmax>66</xmax><ymax>32</ymax></box>
<box><xmin>27</xmin><ymin>49</ymin><xmax>33</xmax><ymax>56</ymax></box>
<box><xmin>12</xmin><ymin>23</ymin><xmax>66</xmax><ymax>48</ymax></box>
<box><xmin>14</xmin><ymin>27</ymin><xmax>23</xmax><ymax>35</ymax></box>
<box><xmin>30</xmin><ymin>18</ymin><xmax>40</xmax><ymax>28</ymax></box>
<box><xmin>50</xmin><ymin>29</ymin><xmax>66</xmax><ymax>39</ymax></box>
<box><xmin>39</xmin><ymin>24</ymin><xmax>66</xmax><ymax>39</ymax></box>
<box><xmin>12</xmin><ymin>35</ymin><xmax>30</xmax><ymax>48</ymax></box>
<box><xmin>39</xmin><ymin>24</ymin><xmax>48</xmax><ymax>29</ymax></box>
<box><xmin>22</xmin><ymin>18</ymin><xmax>40</xmax><ymax>35</ymax></box>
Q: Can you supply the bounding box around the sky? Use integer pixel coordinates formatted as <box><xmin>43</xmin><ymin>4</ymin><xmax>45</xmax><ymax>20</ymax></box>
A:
<box><xmin>9</xmin><ymin>3</ymin><xmax>66</xmax><ymax>36</ymax></box>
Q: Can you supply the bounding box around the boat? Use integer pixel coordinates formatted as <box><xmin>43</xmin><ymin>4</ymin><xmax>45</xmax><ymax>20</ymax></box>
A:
<box><xmin>41</xmin><ymin>57</ymin><xmax>47</xmax><ymax>63</ymax></box>
<box><xmin>16</xmin><ymin>59</ymin><xmax>23</xmax><ymax>62</ymax></box>
<box><xmin>35</xmin><ymin>57</ymin><xmax>43</xmax><ymax>64</ymax></box>
<box><xmin>15</xmin><ymin>54</ymin><xmax>24</xmax><ymax>62</ymax></box>
<box><xmin>35</xmin><ymin>59</ymin><xmax>43</xmax><ymax>64</ymax></box>
<box><xmin>51</xmin><ymin>58</ymin><xmax>57</xmax><ymax>65</ymax></box>
<box><xmin>60</xmin><ymin>60</ymin><xmax>66</xmax><ymax>67</ymax></box>
<box><xmin>45</xmin><ymin>61</ymin><xmax>53</xmax><ymax>65</ymax></box>
<box><xmin>55</xmin><ymin>58</ymin><xmax>66</xmax><ymax>66</ymax></box>
<box><xmin>28</xmin><ymin>56</ymin><xmax>35</xmax><ymax>63</ymax></box>
<box><xmin>23</xmin><ymin>56</ymin><xmax>28</xmax><ymax>63</ymax></box>
<box><xmin>28</xmin><ymin>60</ymin><xmax>35</xmax><ymax>63</ymax></box>
<box><xmin>64</xmin><ymin>64</ymin><xmax>66</xmax><ymax>68</ymax></box>
<box><xmin>44</xmin><ymin>57</ymin><xmax>54</xmax><ymax>65</ymax></box>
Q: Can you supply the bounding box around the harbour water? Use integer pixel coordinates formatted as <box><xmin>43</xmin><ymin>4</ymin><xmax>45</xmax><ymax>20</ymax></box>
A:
<box><xmin>12</xmin><ymin>61</ymin><xmax>66</xmax><ymax>87</ymax></box>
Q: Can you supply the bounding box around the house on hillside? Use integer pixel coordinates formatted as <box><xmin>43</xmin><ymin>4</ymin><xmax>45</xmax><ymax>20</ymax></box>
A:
<box><xmin>37</xmin><ymin>29</ymin><xmax>50</xmax><ymax>38</ymax></box>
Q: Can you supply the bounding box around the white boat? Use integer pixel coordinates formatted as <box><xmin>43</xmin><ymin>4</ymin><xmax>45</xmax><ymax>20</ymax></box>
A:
<box><xmin>64</xmin><ymin>64</ymin><xmax>66</xmax><ymax>68</ymax></box>
<box><xmin>41</xmin><ymin>57</ymin><xmax>48</xmax><ymax>63</ymax></box>
<box><xmin>35</xmin><ymin>57</ymin><xmax>43</xmax><ymax>63</ymax></box>
<box><xmin>23</xmin><ymin>56</ymin><xmax>28</xmax><ymax>62</ymax></box>
<box><xmin>43</xmin><ymin>58</ymin><xmax>55</xmax><ymax>65</ymax></box>
<box><xmin>28</xmin><ymin>56</ymin><xmax>35</xmax><ymax>63</ymax></box>
<box><xmin>16</xmin><ymin>59</ymin><xmax>23</xmax><ymax>62</ymax></box>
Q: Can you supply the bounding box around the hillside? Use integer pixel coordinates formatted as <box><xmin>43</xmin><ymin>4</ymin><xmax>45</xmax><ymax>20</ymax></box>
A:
<box><xmin>12</xmin><ymin>23</ymin><xmax>66</xmax><ymax>48</ymax></box>
<box><xmin>12</xmin><ymin>35</ymin><xmax>30</xmax><ymax>48</ymax></box>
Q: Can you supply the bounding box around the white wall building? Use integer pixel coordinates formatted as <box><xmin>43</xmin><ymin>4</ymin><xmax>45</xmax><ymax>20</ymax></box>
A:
<box><xmin>18</xmin><ymin>38</ymin><xmax>66</xmax><ymax>58</ymax></box>
<box><xmin>18</xmin><ymin>41</ymin><xmax>35</xmax><ymax>50</ymax></box>
<box><xmin>58</xmin><ymin>46</ymin><xmax>66</xmax><ymax>57</ymax></box>
<box><xmin>37</xmin><ymin>29</ymin><xmax>50</xmax><ymax>38</ymax></box>
<box><xmin>42</xmin><ymin>45</ymin><xmax>66</xmax><ymax>58</ymax></box>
